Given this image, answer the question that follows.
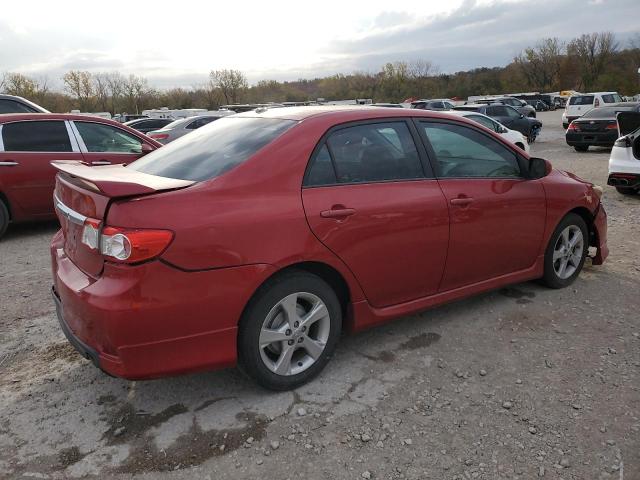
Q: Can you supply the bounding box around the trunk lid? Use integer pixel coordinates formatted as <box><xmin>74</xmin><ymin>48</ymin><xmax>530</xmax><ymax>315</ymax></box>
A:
<box><xmin>617</xmin><ymin>111</ymin><xmax>640</xmax><ymax>137</ymax></box>
<box><xmin>52</xmin><ymin>161</ymin><xmax>194</xmax><ymax>277</ymax></box>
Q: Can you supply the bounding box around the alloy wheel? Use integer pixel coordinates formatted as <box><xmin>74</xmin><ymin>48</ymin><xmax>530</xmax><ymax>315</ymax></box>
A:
<box><xmin>552</xmin><ymin>225</ymin><xmax>584</xmax><ymax>279</ymax></box>
<box><xmin>259</xmin><ymin>292</ymin><xmax>331</xmax><ymax>376</ymax></box>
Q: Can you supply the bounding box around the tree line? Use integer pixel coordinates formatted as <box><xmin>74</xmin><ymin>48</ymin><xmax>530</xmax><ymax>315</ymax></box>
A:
<box><xmin>1</xmin><ymin>31</ymin><xmax>639</xmax><ymax>114</ymax></box>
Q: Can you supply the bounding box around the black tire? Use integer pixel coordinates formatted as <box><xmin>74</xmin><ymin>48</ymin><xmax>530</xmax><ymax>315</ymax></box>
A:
<box><xmin>238</xmin><ymin>270</ymin><xmax>342</xmax><ymax>391</ymax></box>
<box><xmin>574</xmin><ymin>145</ymin><xmax>588</xmax><ymax>152</ymax></box>
<box><xmin>541</xmin><ymin>213</ymin><xmax>588</xmax><ymax>289</ymax></box>
<box><xmin>515</xmin><ymin>142</ymin><xmax>525</xmax><ymax>151</ymax></box>
<box><xmin>0</xmin><ymin>200</ymin><xmax>9</xmax><ymax>240</ymax></box>
<box><xmin>616</xmin><ymin>186</ymin><xmax>637</xmax><ymax>195</ymax></box>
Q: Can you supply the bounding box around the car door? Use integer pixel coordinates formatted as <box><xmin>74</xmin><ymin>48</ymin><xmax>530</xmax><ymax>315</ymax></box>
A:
<box><xmin>416</xmin><ymin>120</ymin><xmax>546</xmax><ymax>291</ymax></box>
<box><xmin>302</xmin><ymin>120</ymin><xmax>450</xmax><ymax>308</ymax></box>
<box><xmin>0</xmin><ymin>120</ymin><xmax>84</xmax><ymax>217</ymax></box>
<box><xmin>486</xmin><ymin>106</ymin><xmax>513</xmax><ymax>128</ymax></box>
<box><xmin>71</xmin><ymin>120</ymin><xmax>147</xmax><ymax>165</ymax></box>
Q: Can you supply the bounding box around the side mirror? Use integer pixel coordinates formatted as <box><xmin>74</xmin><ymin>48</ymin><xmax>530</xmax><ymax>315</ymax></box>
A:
<box><xmin>528</xmin><ymin>157</ymin><xmax>550</xmax><ymax>179</ymax></box>
<box><xmin>140</xmin><ymin>143</ymin><xmax>154</xmax><ymax>155</ymax></box>
<box><xmin>519</xmin><ymin>113</ymin><xmax>525</xmax><ymax>119</ymax></box>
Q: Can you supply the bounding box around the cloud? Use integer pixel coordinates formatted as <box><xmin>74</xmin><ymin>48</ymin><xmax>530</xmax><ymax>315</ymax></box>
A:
<box><xmin>1</xmin><ymin>0</ymin><xmax>639</xmax><ymax>89</ymax></box>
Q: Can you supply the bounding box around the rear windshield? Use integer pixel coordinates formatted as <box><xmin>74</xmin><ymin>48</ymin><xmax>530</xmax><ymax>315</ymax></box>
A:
<box><xmin>569</xmin><ymin>96</ymin><xmax>594</xmax><ymax>106</ymax></box>
<box><xmin>128</xmin><ymin>117</ymin><xmax>296</xmax><ymax>181</ymax></box>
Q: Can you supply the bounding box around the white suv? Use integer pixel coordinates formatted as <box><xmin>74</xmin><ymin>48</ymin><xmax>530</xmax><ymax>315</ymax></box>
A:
<box><xmin>562</xmin><ymin>92</ymin><xmax>623</xmax><ymax>128</ymax></box>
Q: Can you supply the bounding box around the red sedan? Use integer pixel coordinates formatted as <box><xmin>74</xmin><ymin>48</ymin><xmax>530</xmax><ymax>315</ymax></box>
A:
<box><xmin>0</xmin><ymin>114</ymin><xmax>161</xmax><ymax>237</ymax></box>
<box><xmin>50</xmin><ymin>107</ymin><xmax>608</xmax><ymax>390</ymax></box>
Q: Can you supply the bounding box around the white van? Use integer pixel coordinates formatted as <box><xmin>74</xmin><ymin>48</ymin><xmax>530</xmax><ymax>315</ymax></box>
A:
<box><xmin>562</xmin><ymin>92</ymin><xmax>623</xmax><ymax>128</ymax></box>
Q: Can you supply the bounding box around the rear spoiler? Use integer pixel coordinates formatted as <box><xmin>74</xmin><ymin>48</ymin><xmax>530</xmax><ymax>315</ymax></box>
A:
<box><xmin>617</xmin><ymin>111</ymin><xmax>640</xmax><ymax>137</ymax></box>
<box><xmin>51</xmin><ymin>161</ymin><xmax>194</xmax><ymax>197</ymax></box>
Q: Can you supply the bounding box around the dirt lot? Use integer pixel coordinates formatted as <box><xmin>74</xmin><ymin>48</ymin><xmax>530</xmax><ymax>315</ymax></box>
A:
<box><xmin>1</xmin><ymin>110</ymin><xmax>638</xmax><ymax>480</ymax></box>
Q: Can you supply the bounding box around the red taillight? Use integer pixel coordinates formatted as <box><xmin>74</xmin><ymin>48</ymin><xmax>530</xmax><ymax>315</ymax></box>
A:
<box><xmin>100</xmin><ymin>227</ymin><xmax>174</xmax><ymax>263</ymax></box>
<box><xmin>81</xmin><ymin>220</ymin><xmax>173</xmax><ymax>263</ymax></box>
<box><xmin>605</xmin><ymin>123</ymin><xmax>618</xmax><ymax>130</ymax></box>
<box><xmin>567</xmin><ymin>122</ymin><xmax>580</xmax><ymax>132</ymax></box>
<box><xmin>149</xmin><ymin>133</ymin><xmax>169</xmax><ymax>140</ymax></box>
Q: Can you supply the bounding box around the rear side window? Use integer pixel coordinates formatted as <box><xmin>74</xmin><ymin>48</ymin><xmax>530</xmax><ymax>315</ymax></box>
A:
<box><xmin>569</xmin><ymin>96</ymin><xmax>594</xmax><ymax>106</ymax></box>
<box><xmin>129</xmin><ymin>117</ymin><xmax>296</xmax><ymax>181</ymax></box>
<box><xmin>602</xmin><ymin>94</ymin><xmax>623</xmax><ymax>103</ymax></box>
<box><xmin>0</xmin><ymin>99</ymin><xmax>37</xmax><ymax>114</ymax></box>
<box><xmin>2</xmin><ymin>121</ymin><xmax>71</xmax><ymax>152</ymax></box>
<box><xmin>306</xmin><ymin>145</ymin><xmax>337</xmax><ymax>186</ymax></box>
<box><xmin>323</xmin><ymin>122</ymin><xmax>423</xmax><ymax>184</ymax></box>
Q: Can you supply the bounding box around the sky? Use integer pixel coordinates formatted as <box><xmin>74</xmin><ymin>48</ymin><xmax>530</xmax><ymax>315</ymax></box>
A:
<box><xmin>1</xmin><ymin>0</ymin><xmax>639</xmax><ymax>90</ymax></box>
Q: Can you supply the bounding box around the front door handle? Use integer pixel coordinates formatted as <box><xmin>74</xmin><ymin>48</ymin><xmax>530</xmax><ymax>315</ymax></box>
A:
<box><xmin>0</xmin><ymin>161</ymin><xmax>19</xmax><ymax>167</ymax></box>
<box><xmin>320</xmin><ymin>207</ymin><xmax>356</xmax><ymax>219</ymax></box>
<box><xmin>450</xmin><ymin>197</ymin><xmax>474</xmax><ymax>206</ymax></box>
<box><xmin>91</xmin><ymin>160</ymin><xmax>111</xmax><ymax>166</ymax></box>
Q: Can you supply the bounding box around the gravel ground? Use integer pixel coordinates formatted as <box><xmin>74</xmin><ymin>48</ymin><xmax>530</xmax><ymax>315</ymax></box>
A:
<box><xmin>0</xmin><ymin>110</ymin><xmax>638</xmax><ymax>480</ymax></box>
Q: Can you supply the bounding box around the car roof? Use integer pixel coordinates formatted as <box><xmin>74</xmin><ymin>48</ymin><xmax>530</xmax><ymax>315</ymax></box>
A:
<box><xmin>0</xmin><ymin>94</ymin><xmax>50</xmax><ymax>113</ymax></box>
<box><xmin>0</xmin><ymin>113</ymin><xmax>125</xmax><ymax>123</ymax></box>
<box><xmin>233</xmin><ymin>105</ymin><xmax>469</xmax><ymax>122</ymax></box>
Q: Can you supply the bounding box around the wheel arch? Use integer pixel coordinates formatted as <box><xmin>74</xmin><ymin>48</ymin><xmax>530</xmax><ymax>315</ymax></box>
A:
<box><xmin>0</xmin><ymin>191</ymin><xmax>11</xmax><ymax>220</ymax></box>
<box><xmin>567</xmin><ymin>206</ymin><xmax>596</xmax><ymax>247</ymax></box>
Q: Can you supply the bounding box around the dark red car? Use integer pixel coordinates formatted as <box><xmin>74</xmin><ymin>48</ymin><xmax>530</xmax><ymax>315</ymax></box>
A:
<box><xmin>50</xmin><ymin>107</ymin><xmax>608</xmax><ymax>390</ymax></box>
<box><xmin>0</xmin><ymin>114</ymin><xmax>161</xmax><ymax>237</ymax></box>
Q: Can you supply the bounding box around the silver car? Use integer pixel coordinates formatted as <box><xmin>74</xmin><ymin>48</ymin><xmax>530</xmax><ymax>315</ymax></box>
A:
<box><xmin>147</xmin><ymin>113</ymin><xmax>232</xmax><ymax>144</ymax></box>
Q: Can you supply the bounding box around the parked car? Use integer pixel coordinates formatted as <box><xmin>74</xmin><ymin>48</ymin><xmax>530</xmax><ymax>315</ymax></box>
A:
<box><xmin>0</xmin><ymin>114</ymin><xmax>161</xmax><ymax>238</ymax></box>
<box><xmin>562</xmin><ymin>92</ymin><xmax>624</xmax><ymax>128</ymax></box>
<box><xmin>607</xmin><ymin>111</ymin><xmax>640</xmax><ymax>195</ymax></box>
<box><xmin>147</xmin><ymin>113</ymin><xmax>233</xmax><ymax>143</ymax></box>
<box><xmin>474</xmin><ymin>97</ymin><xmax>536</xmax><ymax>118</ymax></box>
<box><xmin>445</xmin><ymin>110</ymin><xmax>529</xmax><ymax>153</ymax></box>
<box><xmin>0</xmin><ymin>94</ymin><xmax>49</xmax><ymax>114</ymax></box>
<box><xmin>50</xmin><ymin>106</ymin><xmax>608</xmax><ymax>390</ymax></box>
<box><xmin>528</xmin><ymin>99</ymin><xmax>550</xmax><ymax>112</ymax></box>
<box><xmin>566</xmin><ymin>103</ymin><xmax>640</xmax><ymax>152</ymax></box>
<box><xmin>410</xmin><ymin>99</ymin><xmax>455</xmax><ymax>110</ymax></box>
<box><xmin>124</xmin><ymin>117</ymin><xmax>174</xmax><ymax>134</ymax></box>
<box><xmin>112</xmin><ymin>114</ymin><xmax>148</xmax><ymax>123</ymax></box>
<box><xmin>454</xmin><ymin>104</ymin><xmax>542</xmax><ymax>142</ymax></box>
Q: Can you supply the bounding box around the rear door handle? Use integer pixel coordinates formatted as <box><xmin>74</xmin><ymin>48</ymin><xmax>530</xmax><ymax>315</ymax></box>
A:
<box><xmin>0</xmin><ymin>161</ymin><xmax>19</xmax><ymax>167</ymax></box>
<box><xmin>450</xmin><ymin>197</ymin><xmax>474</xmax><ymax>206</ymax></box>
<box><xmin>320</xmin><ymin>207</ymin><xmax>356</xmax><ymax>219</ymax></box>
<box><xmin>91</xmin><ymin>160</ymin><xmax>111</xmax><ymax>166</ymax></box>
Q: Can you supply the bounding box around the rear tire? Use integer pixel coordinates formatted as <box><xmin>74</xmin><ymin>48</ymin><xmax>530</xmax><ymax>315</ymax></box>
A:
<box><xmin>574</xmin><ymin>145</ymin><xmax>588</xmax><ymax>152</ymax></box>
<box><xmin>541</xmin><ymin>213</ymin><xmax>588</xmax><ymax>289</ymax></box>
<box><xmin>238</xmin><ymin>271</ymin><xmax>342</xmax><ymax>391</ymax></box>
<box><xmin>616</xmin><ymin>186</ymin><xmax>637</xmax><ymax>195</ymax></box>
<box><xmin>0</xmin><ymin>200</ymin><xmax>9</xmax><ymax>239</ymax></box>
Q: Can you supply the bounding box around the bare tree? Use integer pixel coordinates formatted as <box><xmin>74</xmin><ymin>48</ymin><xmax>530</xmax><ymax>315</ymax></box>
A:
<box><xmin>514</xmin><ymin>38</ymin><xmax>564</xmax><ymax>91</ymax></box>
<box><xmin>209</xmin><ymin>69</ymin><xmax>248</xmax><ymax>104</ymax></box>
<box><xmin>105</xmin><ymin>72</ymin><xmax>125</xmax><ymax>114</ymax></box>
<box><xmin>568</xmin><ymin>32</ymin><xmax>618</xmax><ymax>90</ymax></box>
<box><xmin>122</xmin><ymin>74</ymin><xmax>149</xmax><ymax>114</ymax></box>
<box><xmin>93</xmin><ymin>73</ymin><xmax>111</xmax><ymax>112</ymax></box>
<box><xmin>408</xmin><ymin>60</ymin><xmax>439</xmax><ymax>78</ymax></box>
<box><xmin>63</xmin><ymin>70</ymin><xmax>94</xmax><ymax>111</ymax></box>
<box><xmin>1</xmin><ymin>72</ymin><xmax>39</xmax><ymax>98</ymax></box>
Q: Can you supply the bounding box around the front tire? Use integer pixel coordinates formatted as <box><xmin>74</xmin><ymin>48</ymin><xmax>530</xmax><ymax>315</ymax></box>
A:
<box><xmin>574</xmin><ymin>145</ymin><xmax>588</xmax><ymax>152</ymax></box>
<box><xmin>0</xmin><ymin>200</ymin><xmax>9</xmax><ymax>239</ymax></box>
<box><xmin>238</xmin><ymin>271</ymin><xmax>342</xmax><ymax>391</ymax></box>
<box><xmin>541</xmin><ymin>213</ymin><xmax>588</xmax><ymax>289</ymax></box>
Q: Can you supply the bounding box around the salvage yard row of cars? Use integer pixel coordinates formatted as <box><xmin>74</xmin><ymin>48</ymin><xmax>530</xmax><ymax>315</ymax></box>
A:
<box><xmin>2</xmin><ymin>89</ymin><xmax>640</xmax><ymax>389</ymax></box>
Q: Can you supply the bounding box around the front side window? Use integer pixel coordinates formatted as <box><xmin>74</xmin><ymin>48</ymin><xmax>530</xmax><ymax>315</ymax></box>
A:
<box><xmin>2</xmin><ymin>121</ymin><xmax>71</xmax><ymax>152</ymax></box>
<box><xmin>325</xmin><ymin>122</ymin><xmax>423</xmax><ymax>184</ymax></box>
<box><xmin>129</xmin><ymin>117</ymin><xmax>296</xmax><ymax>181</ymax></box>
<box><xmin>421</xmin><ymin>122</ymin><xmax>520</xmax><ymax>178</ymax></box>
<box><xmin>75</xmin><ymin>122</ymin><xmax>142</xmax><ymax>153</ymax></box>
<box><xmin>487</xmin><ymin>106</ymin><xmax>509</xmax><ymax>117</ymax></box>
<box><xmin>505</xmin><ymin>106</ymin><xmax>521</xmax><ymax>118</ymax></box>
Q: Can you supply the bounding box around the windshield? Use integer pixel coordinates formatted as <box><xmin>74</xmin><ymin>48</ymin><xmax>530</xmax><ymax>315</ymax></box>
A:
<box><xmin>129</xmin><ymin>117</ymin><xmax>296</xmax><ymax>181</ymax></box>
